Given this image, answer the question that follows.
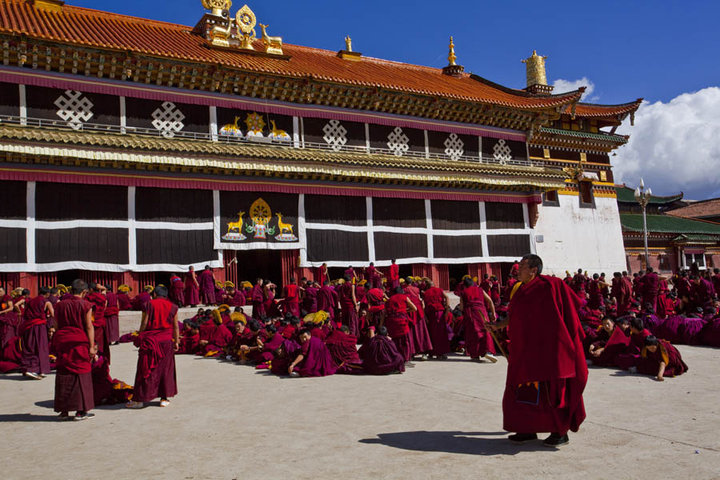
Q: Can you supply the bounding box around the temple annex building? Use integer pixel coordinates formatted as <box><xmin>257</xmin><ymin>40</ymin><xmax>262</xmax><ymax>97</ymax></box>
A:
<box><xmin>0</xmin><ymin>0</ymin><xmax>642</xmax><ymax>293</ymax></box>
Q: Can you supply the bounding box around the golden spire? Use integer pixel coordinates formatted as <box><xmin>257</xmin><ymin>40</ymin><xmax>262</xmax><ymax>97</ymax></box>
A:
<box><xmin>522</xmin><ymin>50</ymin><xmax>548</xmax><ymax>87</ymax></box>
<box><xmin>345</xmin><ymin>35</ymin><xmax>352</xmax><ymax>52</ymax></box>
<box><xmin>448</xmin><ymin>36</ymin><xmax>457</xmax><ymax>66</ymax></box>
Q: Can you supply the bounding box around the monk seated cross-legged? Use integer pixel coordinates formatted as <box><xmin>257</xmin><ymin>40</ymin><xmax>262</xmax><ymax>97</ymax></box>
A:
<box><xmin>287</xmin><ymin>329</ymin><xmax>336</xmax><ymax>377</ymax></box>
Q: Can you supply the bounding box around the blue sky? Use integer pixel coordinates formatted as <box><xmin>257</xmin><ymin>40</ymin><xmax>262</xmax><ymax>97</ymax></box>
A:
<box><xmin>67</xmin><ymin>0</ymin><xmax>720</xmax><ymax>198</ymax></box>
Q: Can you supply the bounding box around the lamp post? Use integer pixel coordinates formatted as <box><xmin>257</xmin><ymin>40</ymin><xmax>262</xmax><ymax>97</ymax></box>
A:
<box><xmin>634</xmin><ymin>178</ymin><xmax>652</xmax><ymax>269</ymax></box>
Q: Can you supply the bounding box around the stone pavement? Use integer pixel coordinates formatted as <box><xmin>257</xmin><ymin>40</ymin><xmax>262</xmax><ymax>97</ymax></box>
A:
<box><xmin>1</xmin><ymin>340</ymin><xmax>719</xmax><ymax>479</ymax></box>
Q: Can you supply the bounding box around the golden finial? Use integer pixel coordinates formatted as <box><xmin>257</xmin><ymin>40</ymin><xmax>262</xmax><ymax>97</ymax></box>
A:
<box><xmin>522</xmin><ymin>50</ymin><xmax>548</xmax><ymax>87</ymax></box>
<box><xmin>448</xmin><ymin>36</ymin><xmax>457</xmax><ymax>66</ymax></box>
<box><xmin>345</xmin><ymin>35</ymin><xmax>352</xmax><ymax>52</ymax></box>
<box><xmin>202</xmin><ymin>0</ymin><xmax>231</xmax><ymax>17</ymax></box>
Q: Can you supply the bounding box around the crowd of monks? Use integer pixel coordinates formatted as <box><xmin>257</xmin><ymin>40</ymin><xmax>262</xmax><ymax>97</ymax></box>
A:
<box><xmin>3</xmin><ymin>259</ymin><xmax>720</xmax><ymax>428</ymax></box>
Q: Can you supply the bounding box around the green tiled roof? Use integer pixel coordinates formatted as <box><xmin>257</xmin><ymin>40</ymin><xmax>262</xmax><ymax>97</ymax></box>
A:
<box><xmin>671</xmin><ymin>234</ymin><xmax>719</xmax><ymax>243</ymax></box>
<box><xmin>539</xmin><ymin>127</ymin><xmax>628</xmax><ymax>143</ymax></box>
<box><xmin>621</xmin><ymin>214</ymin><xmax>720</xmax><ymax>235</ymax></box>
<box><xmin>615</xmin><ymin>186</ymin><xmax>683</xmax><ymax>204</ymax></box>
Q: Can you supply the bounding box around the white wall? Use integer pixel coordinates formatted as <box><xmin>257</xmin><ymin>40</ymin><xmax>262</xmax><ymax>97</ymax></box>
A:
<box><xmin>534</xmin><ymin>194</ymin><xmax>626</xmax><ymax>276</ymax></box>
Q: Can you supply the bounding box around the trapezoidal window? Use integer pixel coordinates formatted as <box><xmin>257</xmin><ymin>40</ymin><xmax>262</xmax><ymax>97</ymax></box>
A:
<box><xmin>542</xmin><ymin>190</ymin><xmax>559</xmax><ymax>206</ymax></box>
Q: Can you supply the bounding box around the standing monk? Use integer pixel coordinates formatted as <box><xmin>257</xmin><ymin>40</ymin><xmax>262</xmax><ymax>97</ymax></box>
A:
<box><xmin>20</xmin><ymin>286</ymin><xmax>53</xmax><ymax>379</ymax></box>
<box><xmin>53</xmin><ymin>279</ymin><xmax>96</xmax><ymax>421</ymax></box>
<box><xmin>388</xmin><ymin>259</ymin><xmax>400</xmax><ymax>291</ymax></box>
<box><xmin>251</xmin><ymin>278</ymin><xmax>266</xmax><ymax>320</ymax></box>
<box><xmin>126</xmin><ymin>285</ymin><xmax>179</xmax><ymax>409</ymax></box>
<box><xmin>86</xmin><ymin>283</ymin><xmax>110</xmax><ymax>363</ymax></box>
<box><xmin>184</xmin><ymin>266</ymin><xmax>200</xmax><ymax>308</ymax></box>
<box><xmin>459</xmin><ymin>277</ymin><xmax>498</xmax><ymax>363</ymax></box>
<box><xmin>491</xmin><ymin>254</ymin><xmax>587</xmax><ymax>447</ymax></box>
<box><xmin>282</xmin><ymin>277</ymin><xmax>301</xmax><ymax>318</ymax></box>
<box><xmin>104</xmin><ymin>285</ymin><xmax>120</xmax><ymax>345</ymax></box>
<box><xmin>338</xmin><ymin>274</ymin><xmax>359</xmax><ymax>336</ymax></box>
<box><xmin>317</xmin><ymin>263</ymin><xmax>329</xmax><ymax>286</ymax></box>
<box><xmin>198</xmin><ymin>266</ymin><xmax>216</xmax><ymax>306</ymax></box>
<box><xmin>423</xmin><ymin>281</ymin><xmax>451</xmax><ymax>359</ymax></box>
<box><xmin>169</xmin><ymin>274</ymin><xmax>185</xmax><ymax>307</ymax></box>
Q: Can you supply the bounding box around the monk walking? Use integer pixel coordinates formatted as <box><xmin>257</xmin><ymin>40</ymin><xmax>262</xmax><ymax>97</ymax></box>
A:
<box><xmin>20</xmin><ymin>286</ymin><xmax>53</xmax><ymax>379</ymax></box>
<box><xmin>198</xmin><ymin>266</ymin><xmax>216</xmax><ymax>306</ymax></box>
<box><xmin>490</xmin><ymin>254</ymin><xmax>587</xmax><ymax>447</ymax></box>
<box><xmin>127</xmin><ymin>285</ymin><xmax>179</xmax><ymax>409</ymax></box>
<box><xmin>184</xmin><ymin>266</ymin><xmax>200</xmax><ymax>308</ymax></box>
<box><xmin>53</xmin><ymin>279</ymin><xmax>96</xmax><ymax>421</ymax></box>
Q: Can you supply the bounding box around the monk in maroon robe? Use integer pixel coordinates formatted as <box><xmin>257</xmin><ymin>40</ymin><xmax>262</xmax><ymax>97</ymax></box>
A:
<box><xmin>338</xmin><ymin>275</ymin><xmax>359</xmax><ymax>336</ymax></box>
<box><xmin>359</xmin><ymin>326</ymin><xmax>405</xmax><ymax>374</ymax></box>
<box><xmin>388</xmin><ymin>260</ymin><xmax>400</xmax><ymax>291</ymax></box>
<box><xmin>117</xmin><ymin>286</ymin><xmax>133</xmax><ymax>311</ymax></box>
<box><xmin>184</xmin><ymin>266</ymin><xmax>200</xmax><ymax>307</ymax></box>
<box><xmin>224</xmin><ymin>285</ymin><xmax>246</xmax><ymax>308</ymax></box>
<box><xmin>198</xmin><ymin>266</ymin><xmax>216</xmax><ymax>306</ymax></box>
<box><xmin>53</xmin><ymin>279</ymin><xmax>97</xmax><ymax>420</ymax></box>
<box><xmin>86</xmin><ymin>284</ymin><xmax>109</xmax><ymax>363</ymax></box>
<box><xmin>459</xmin><ymin>277</ymin><xmax>497</xmax><ymax>362</ymax></box>
<box><xmin>282</xmin><ymin>277</ymin><xmax>301</xmax><ymax>318</ymax></box>
<box><xmin>492</xmin><ymin>254</ymin><xmax>587</xmax><ymax>447</ymax></box>
<box><xmin>302</xmin><ymin>283</ymin><xmax>319</xmax><ymax>315</ymax></box>
<box><xmin>423</xmin><ymin>282</ymin><xmax>451</xmax><ymax>358</ymax></box>
<box><xmin>588</xmin><ymin>318</ymin><xmax>630</xmax><ymax>367</ymax></box>
<box><xmin>642</xmin><ymin>268</ymin><xmax>660</xmax><ymax>312</ymax></box>
<box><xmin>20</xmin><ymin>287</ymin><xmax>53</xmax><ymax>379</ymax></box>
<box><xmin>325</xmin><ymin>325</ymin><xmax>363</xmax><ymax>374</ymax></box>
<box><xmin>638</xmin><ymin>335</ymin><xmax>688</xmax><ymax>380</ymax></box>
<box><xmin>104</xmin><ymin>287</ymin><xmax>120</xmax><ymax>344</ymax></box>
<box><xmin>383</xmin><ymin>287</ymin><xmax>417</xmax><ymax>362</ymax></box>
<box><xmin>587</xmin><ymin>274</ymin><xmax>604</xmax><ymax>310</ymax></box>
<box><xmin>127</xmin><ymin>286</ymin><xmax>179</xmax><ymax>408</ymax></box>
<box><xmin>317</xmin><ymin>282</ymin><xmax>338</xmax><ymax>322</ymax></box>
<box><xmin>288</xmin><ymin>329</ymin><xmax>337</xmax><ymax>377</ymax></box>
<box><xmin>0</xmin><ymin>287</ymin><xmax>18</xmax><ymax>348</ymax></box>
<box><xmin>132</xmin><ymin>288</ymin><xmax>152</xmax><ymax>312</ymax></box>
<box><xmin>169</xmin><ymin>275</ymin><xmax>185</xmax><ymax>307</ymax></box>
<box><xmin>251</xmin><ymin>278</ymin><xmax>266</xmax><ymax>320</ymax></box>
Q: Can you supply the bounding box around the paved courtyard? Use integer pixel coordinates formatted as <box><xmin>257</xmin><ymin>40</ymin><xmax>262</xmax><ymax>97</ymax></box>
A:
<box><xmin>1</xmin><ymin>332</ymin><xmax>719</xmax><ymax>479</ymax></box>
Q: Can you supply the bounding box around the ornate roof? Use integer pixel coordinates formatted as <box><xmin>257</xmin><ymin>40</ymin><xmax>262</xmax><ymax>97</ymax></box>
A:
<box><xmin>0</xmin><ymin>0</ymin><xmax>583</xmax><ymax>110</ymax></box>
<box><xmin>571</xmin><ymin>100</ymin><xmax>643</xmax><ymax>119</ymax></box>
<box><xmin>620</xmin><ymin>214</ymin><xmax>720</xmax><ymax>235</ymax></box>
<box><xmin>616</xmin><ymin>185</ymin><xmax>684</xmax><ymax>205</ymax></box>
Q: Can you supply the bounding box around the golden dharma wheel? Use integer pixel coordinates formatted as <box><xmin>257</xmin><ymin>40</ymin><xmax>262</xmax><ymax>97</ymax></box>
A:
<box><xmin>202</xmin><ymin>0</ymin><xmax>231</xmax><ymax>12</ymax></box>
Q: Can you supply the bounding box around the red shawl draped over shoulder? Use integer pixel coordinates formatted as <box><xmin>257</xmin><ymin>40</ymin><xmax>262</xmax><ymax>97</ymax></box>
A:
<box><xmin>52</xmin><ymin>327</ymin><xmax>91</xmax><ymax>374</ymax></box>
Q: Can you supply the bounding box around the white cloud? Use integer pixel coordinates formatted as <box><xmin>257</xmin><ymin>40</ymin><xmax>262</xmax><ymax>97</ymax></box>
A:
<box><xmin>553</xmin><ymin>77</ymin><xmax>597</xmax><ymax>102</ymax></box>
<box><xmin>612</xmin><ymin>87</ymin><xmax>720</xmax><ymax>200</ymax></box>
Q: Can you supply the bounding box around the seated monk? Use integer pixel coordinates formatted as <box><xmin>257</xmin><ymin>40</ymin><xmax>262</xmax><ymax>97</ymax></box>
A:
<box><xmin>325</xmin><ymin>325</ymin><xmax>363</xmax><ymax>374</ymax></box>
<box><xmin>287</xmin><ymin>329</ymin><xmax>337</xmax><ymax>377</ymax></box>
<box><xmin>638</xmin><ymin>335</ymin><xmax>688</xmax><ymax>381</ymax></box>
<box><xmin>198</xmin><ymin>309</ymin><xmax>233</xmax><ymax>357</ymax></box>
<box><xmin>358</xmin><ymin>326</ymin><xmax>405</xmax><ymax>375</ymax></box>
<box><xmin>177</xmin><ymin>321</ymin><xmax>200</xmax><ymax>355</ymax></box>
<box><xmin>616</xmin><ymin>317</ymin><xmax>652</xmax><ymax>371</ymax></box>
<box><xmin>588</xmin><ymin>318</ymin><xmax>631</xmax><ymax>367</ymax></box>
<box><xmin>269</xmin><ymin>338</ymin><xmax>301</xmax><ymax>376</ymax></box>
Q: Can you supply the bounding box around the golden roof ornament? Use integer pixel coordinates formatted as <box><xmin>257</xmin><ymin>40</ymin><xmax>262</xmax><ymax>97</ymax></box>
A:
<box><xmin>345</xmin><ymin>35</ymin><xmax>352</xmax><ymax>52</ymax></box>
<box><xmin>260</xmin><ymin>23</ymin><xmax>283</xmax><ymax>55</ymax></box>
<box><xmin>448</xmin><ymin>36</ymin><xmax>457</xmax><ymax>66</ymax></box>
<box><xmin>202</xmin><ymin>0</ymin><xmax>231</xmax><ymax>17</ymax></box>
<box><xmin>522</xmin><ymin>50</ymin><xmax>554</xmax><ymax>94</ymax></box>
<box><xmin>235</xmin><ymin>4</ymin><xmax>257</xmax><ymax>50</ymax></box>
<box><xmin>442</xmin><ymin>36</ymin><xmax>464</xmax><ymax>76</ymax></box>
<box><xmin>338</xmin><ymin>34</ymin><xmax>362</xmax><ymax>61</ymax></box>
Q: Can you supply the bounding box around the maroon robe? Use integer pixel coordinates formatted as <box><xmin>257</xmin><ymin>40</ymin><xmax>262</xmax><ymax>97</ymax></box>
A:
<box><xmin>338</xmin><ymin>283</ymin><xmax>359</xmax><ymax>336</ymax></box>
<box><xmin>384</xmin><ymin>293</ymin><xmax>414</xmax><ymax>362</ymax></box>
<box><xmin>591</xmin><ymin>327</ymin><xmax>630</xmax><ymax>367</ymax></box>
<box><xmin>117</xmin><ymin>292</ymin><xmax>132</xmax><ymax>311</ymax></box>
<box><xmin>460</xmin><ymin>285</ymin><xmax>494</xmax><ymax>358</ymax></box>
<box><xmin>184</xmin><ymin>271</ymin><xmax>200</xmax><ymax>306</ymax></box>
<box><xmin>358</xmin><ymin>334</ymin><xmax>405</xmax><ymax>375</ymax></box>
<box><xmin>251</xmin><ymin>284</ymin><xmax>266</xmax><ymax>320</ymax></box>
<box><xmin>198</xmin><ymin>270</ymin><xmax>216</xmax><ymax>305</ymax></box>
<box><xmin>53</xmin><ymin>296</ymin><xmax>94</xmax><ymax>414</ymax></box>
<box><xmin>86</xmin><ymin>291</ymin><xmax>110</xmax><ymax>364</ymax></box>
<box><xmin>105</xmin><ymin>291</ymin><xmax>120</xmax><ymax>344</ymax></box>
<box><xmin>503</xmin><ymin>275</ymin><xmax>587</xmax><ymax>435</ymax></box>
<box><xmin>20</xmin><ymin>295</ymin><xmax>51</xmax><ymax>375</ymax></box>
<box><xmin>638</xmin><ymin>340</ymin><xmax>688</xmax><ymax>377</ymax></box>
<box><xmin>317</xmin><ymin>285</ymin><xmax>338</xmax><ymax>322</ymax></box>
<box><xmin>132</xmin><ymin>298</ymin><xmax>178</xmax><ymax>403</ymax></box>
<box><xmin>0</xmin><ymin>294</ymin><xmax>20</xmax><ymax>348</ymax></box>
<box><xmin>424</xmin><ymin>287</ymin><xmax>451</xmax><ymax>357</ymax></box>
<box><xmin>169</xmin><ymin>276</ymin><xmax>185</xmax><ymax>307</ymax></box>
<box><xmin>283</xmin><ymin>284</ymin><xmax>301</xmax><ymax>317</ymax></box>
<box><xmin>325</xmin><ymin>329</ymin><xmax>362</xmax><ymax>374</ymax></box>
<box><xmin>302</xmin><ymin>286</ymin><xmax>318</xmax><ymax>314</ymax></box>
<box><xmin>296</xmin><ymin>336</ymin><xmax>337</xmax><ymax>377</ymax></box>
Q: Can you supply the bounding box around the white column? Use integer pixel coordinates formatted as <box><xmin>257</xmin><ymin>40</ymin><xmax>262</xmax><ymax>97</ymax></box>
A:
<box><xmin>300</xmin><ymin>117</ymin><xmax>305</xmax><ymax>148</ymax></box>
<box><xmin>298</xmin><ymin>193</ymin><xmax>307</xmax><ymax>266</ymax></box>
<box><xmin>292</xmin><ymin>116</ymin><xmax>300</xmax><ymax>148</ymax></box>
<box><xmin>424</xmin><ymin>130</ymin><xmax>430</xmax><ymax>159</ymax></box>
<box><xmin>366</xmin><ymin>197</ymin><xmax>375</xmax><ymax>263</ymax></box>
<box><xmin>128</xmin><ymin>186</ymin><xmax>137</xmax><ymax>268</ymax></box>
<box><xmin>478</xmin><ymin>136</ymin><xmax>483</xmax><ymax>162</ymax></box>
<box><xmin>119</xmin><ymin>96</ymin><xmax>126</xmax><ymax>134</ymax></box>
<box><xmin>365</xmin><ymin>123</ymin><xmax>370</xmax><ymax>153</ymax></box>
<box><xmin>19</xmin><ymin>84</ymin><xmax>27</xmax><ymax>126</ymax></box>
<box><xmin>26</xmin><ymin>181</ymin><xmax>36</xmax><ymax>265</ymax></box>
<box><xmin>209</xmin><ymin>106</ymin><xmax>218</xmax><ymax>141</ymax></box>
<box><xmin>425</xmin><ymin>199</ymin><xmax>434</xmax><ymax>261</ymax></box>
<box><xmin>479</xmin><ymin>202</ymin><xmax>489</xmax><ymax>258</ymax></box>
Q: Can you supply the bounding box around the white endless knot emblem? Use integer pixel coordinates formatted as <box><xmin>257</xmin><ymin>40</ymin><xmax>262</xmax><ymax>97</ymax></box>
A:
<box><xmin>322</xmin><ymin>119</ymin><xmax>348</xmax><ymax>152</ymax></box>
<box><xmin>493</xmin><ymin>139</ymin><xmax>512</xmax><ymax>164</ymax></box>
<box><xmin>387</xmin><ymin>126</ymin><xmax>410</xmax><ymax>156</ymax></box>
<box><xmin>151</xmin><ymin>102</ymin><xmax>185</xmax><ymax>138</ymax></box>
<box><xmin>444</xmin><ymin>133</ymin><xmax>464</xmax><ymax>161</ymax></box>
<box><xmin>54</xmin><ymin>90</ymin><xmax>94</xmax><ymax>130</ymax></box>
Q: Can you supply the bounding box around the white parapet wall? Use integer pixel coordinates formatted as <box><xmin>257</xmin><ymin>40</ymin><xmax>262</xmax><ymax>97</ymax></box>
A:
<box><xmin>534</xmin><ymin>194</ymin><xmax>627</xmax><ymax>276</ymax></box>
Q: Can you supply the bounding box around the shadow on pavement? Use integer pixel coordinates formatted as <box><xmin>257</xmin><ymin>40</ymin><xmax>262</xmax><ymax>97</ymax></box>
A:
<box><xmin>359</xmin><ymin>431</ymin><xmax>551</xmax><ymax>455</ymax></box>
<box><xmin>0</xmin><ymin>413</ymin><xmax>61</xmax><ymax>422</ymax></box>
